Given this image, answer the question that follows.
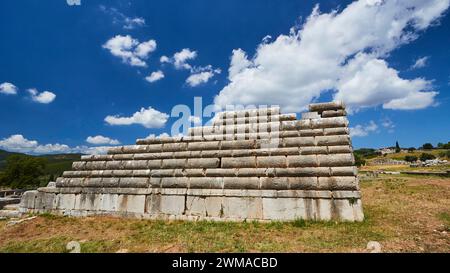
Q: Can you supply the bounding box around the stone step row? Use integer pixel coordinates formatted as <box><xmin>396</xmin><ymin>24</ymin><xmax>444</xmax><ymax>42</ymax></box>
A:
<box><xmin>137</xmin><ymin>127</ymin><xmax>349</xmax><ymax>145</ymax></box>
<box><xmin>62</xmin><ymin>166</ymin><xmax>357</xmax><ymax>179</ymax></box>
<box><xmin>82</xmin><ymin>145</ymin><xmax>352</xmax><ymax>161</ymax></box>
<box><xmin>113</xmin><ymin>135</ymin><xmax>351</xmax><ymax>155</ymax></box>
<box><xmin>215</xmin><ymin>106</ymin><xmax>281</xmax><ymax>120</ymax></box>
<box><xmin>188</xmin><ymin>117</ymin><xmax>349</xmax><ymax>136</ymax></box>
<box><xmin>72</xmin><ymin>153</ymin><xmax>355</xmax><ymax>171</ymax></box>
<box><xmin>55</xmin><ymin>176</ymin><xmax>359</xmax><ymax>191</ymax></box>
<box><xmin>213</xmin><ymin>113</ymin><xmax>297</xmax><ymax>126</ymax></box>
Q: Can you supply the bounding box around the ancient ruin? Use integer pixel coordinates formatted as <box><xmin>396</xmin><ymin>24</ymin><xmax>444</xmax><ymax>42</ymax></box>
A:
<box><xmin>19</xmin><ymin>101</ymin><xmax>364</xmax><ymax>221</ymax></box>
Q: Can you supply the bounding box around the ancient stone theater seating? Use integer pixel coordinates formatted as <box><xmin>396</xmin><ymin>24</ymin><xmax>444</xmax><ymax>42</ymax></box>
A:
<box><xmin>19</xmin><ymin>101</ymin><xmax>364</xmax><ymax>221</ymax></box>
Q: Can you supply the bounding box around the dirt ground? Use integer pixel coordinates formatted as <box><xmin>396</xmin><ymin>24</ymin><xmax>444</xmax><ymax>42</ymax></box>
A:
<box><xmin>0</xmin><ymin>174</ymin><xmax>449</xmax><ymax>253</ymax></box>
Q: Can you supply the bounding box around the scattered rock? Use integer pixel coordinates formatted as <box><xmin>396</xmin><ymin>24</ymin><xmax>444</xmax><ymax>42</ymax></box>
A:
<box><xmin>66</xmin><ymin>241</ymin><xmax>81</xmax><ymax>253</ymax></box>
<box><xmin>6</xmin><ymin>216</ymin><xmax>36</xmax><ymax>226</ymax></box>
<box><xmin>367</xmin><ymin>241</ymin><xmax>382</xmax><ymax>253</ymax></box>
<box><xmin>116</xmin><ymin>249</ymin><xmax>129</xmax><ymax>253</ymax></box>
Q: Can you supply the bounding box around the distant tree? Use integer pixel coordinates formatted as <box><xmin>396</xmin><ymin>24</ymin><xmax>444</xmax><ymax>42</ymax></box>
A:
<box><xmin>404</xmin><ymin>155</ymin><xmax>418</xmax><ymax>163</ymax></box>
<box><xmin>0</xmin><ymin>155</ymin><xmax>47</xmax><ymax>189</ymax></box>
<box><xmin>437</xmin><ymin>143</ymin><xmax>444</xmax><ymax>148</ymax></box>
<box><xmin>422</xmin><ymin>143</ymin><xmax>434</xmax><ymax>150</ymax></box>
<box><xmin>407</xmin><ymin>147</ymin><xmax>416</xmax><ymax>153</ymax></box>
<box><xmin>419</xmin><ymin>153</ymin><xmax>436</xmax><ymax>162</ymax></box>
<box><xmin>395</xmin><ymin>141</ymin><xmax>401</xmax><ymax>153</ymax></box>
<box><xmin>354</xmin><ymin>153</ymin><xmax>366</xmax><ymax>167</ymax></box>
<box><xmin>441</xmin><ymin>142</ymin><xmax>450</xmax><ymax>149</ymax></box>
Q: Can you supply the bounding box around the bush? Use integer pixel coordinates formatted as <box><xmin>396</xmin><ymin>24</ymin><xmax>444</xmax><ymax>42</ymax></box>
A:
<box><xmin>404</xmin><ymin>155</ymin><xmax>418</xmax><ymax>162</ymax></box>
<box><xmin>419</xmin><ymin>153</ymin><xmax>436</xmax><ymax>162</ymax></box>
<box><xmin>0</xmin><ymin>155</ymin><xmax>47</xmax><ymax>189</ymax></box>
<box><xmin>439</xmin><ymin>150</ymin><xmax>450</xmax><ymax>159</ymax></box>
<box><xmin>422</xmin><ymin>143</ymin><xmax>434</xmax><ymax>150</ymax></box>
<box><xmin>354</xmin><ymin>153</ymin><xmax>366</xmax><ymax>167</ymax></box>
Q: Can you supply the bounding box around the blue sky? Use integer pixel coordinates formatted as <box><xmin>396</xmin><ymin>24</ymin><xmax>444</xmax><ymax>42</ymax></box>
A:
<box><xmin>0</xmin><ymin>0</ymin><xmax>449</xmax><ymax>154</ymax></box>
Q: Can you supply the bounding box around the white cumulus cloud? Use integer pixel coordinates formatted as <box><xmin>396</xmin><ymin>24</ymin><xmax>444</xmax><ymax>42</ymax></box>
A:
<box><xmin>186</xmin><ymin>71</ymin><xmax>215</xmax><ymax>87</ymax></box>
<box><xmin>145</xmin><ymin>70</ymin><xmax>165</xmax><ymax>83</ymax></box>
<box><xmin>214</xmin><ymin>0</ymin><xmax>449</xmax><ymax>112</ymax></box>
<box><xmin>86</xmin><ymin>135</ymin><xmax>120</xmax><ymax>145</ymax></box>
<box><xmin>350</xmin><ymin>121</ymin><xmax>378</xmax><ymax>137</ymax></box>
<box><xmin>103</xmin><ymin>35</ymin><xmax>156</xmax><ymax>67</ymax></box>
<box><xmin>0</xmin><ymin>134</ymin><xmax>70</xmax><ymax>154</ymax></box>
<box><xmin>27</xmin><ymin>88</ymin><xmax>56</xmax><ymax>104</ymax></box>
<box><xmin>0</xmin><ymin>82</ymin><xmax>18</xmax><ymax>95</ymax></box>
<box><xmin>105</xmin><ymin>106</ymin><xmax>169</xmax><ymax>128</ymax></box>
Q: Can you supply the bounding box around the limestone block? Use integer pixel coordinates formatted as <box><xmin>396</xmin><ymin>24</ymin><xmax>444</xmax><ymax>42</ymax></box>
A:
<box><xmin>19</xmin><ymin>191</ymin><xmax>38</xmax><ymax>209</ymax></box>
<box><xmin>162</xmin><ymin>142</ymin><xmax>187</xmax><ymax>152</ymax></box>
<box><xmin>201</xmin><ymin>150</ymin><xmax>220</xmax><ymax>158</ymax></box>
<box><xmin>189</xmin><ymin>177</ymin><xmax>223</xmax><ymax>189</ymax></box>
<box><xmin>159</xmin><ymin>195</ymin><xmax>185</xmax><ymax>215</ymax></box>
<box><xmin>301</xmin><ymin>112</ymin><xmax>320</xmax><ymax>119</ymax></box>
<box><xmin>260</xmin><ymin>177</ymin><xmax>289</xmax><ymax>190</ymax></box>
<box><xmin>112</xmin><ymin>170</ymin><xmax>133</xmax><ymax>177</ymax></box>
<box><xmin>132</xmin><ymin>170</ymin><xmax>151</xmax><ymax>177</ymax></box>
<box><xmin>223</xmin><ymin>177</ymin><xmax>259</xmax><ymax>189</ymax></box>
<box><xmin>145</xmin><ymin>194</ymin><xmax>161</xmax><ymax>214</ymax></box>
<box><xmin>84</xmin><ymin>178</ymin><xmax>102</xmax><ymax>187</ymax></box>
<box><xmin>34</xmin><ymin>192</ymin><xmax>56</xmax><ymax>210</ymax></box>
<box><xmin>161</xmin><ymin>159</ymin><xmax>187</xmax><ymax>169</ymax></box>
<box><xmin>328</xmin><ymin>145</ymin><xmax>352</xmax><ymax>154</ymax></box>
<box><xmin>315</xmin><ymin>135</ymin><xmax>350</xmax><ymax>146</ymax></box>
<box><xmin>330</xmin><ymin>166</ymin><xmax>358</xmax><ymax>176</ymax></box>
<box><xmin>269</xmin><ymin>147</ymin><xmax>299</xmax><ymax>156</ymax></box>
<box><xmin>117</xmin><ymin>194</ymin><xmax>145</xmax><ymax>214</ymax></box>
<box><xmin>205</xmin><ymin>168</ymin><xmax>236</xmax><ymax>177</ymax></box>
<box><xmin>113</xmin><ymin>154</ymin><xmax>134</xmax><ymax>160</ymax></box>
<box><xmin>172</xmin><ymin>151</ymin><xmax>191</xmax><ymax>158</ymax></box>
<box><xmin>309</xmin><ymin>101</ymin><xmax>345</xmax><ymax>112</ymax></box>
<box><xmin>299</xmin><ymin>146</ymin><xmax>328</xmax><ymax>155</ymax></box>
<box><xmin>262</xmin><ymin>198</ymin><xmax>306</xmax><ymax>220</ymax></box>
<box><xmin>287</xmin><ymin>155</ymin><xmax>318</xmax><ymax>167</ymax></box>
<box><xmin>275</xmin><ymin>167</ymin><xmax>330</xmax><ymax>177</ymax></box>
<box><xmin>184</xmin><ymin>168</ymin><xmax>205</xmax><ymax>177</ymax></box>
<box><xmin>321</xmin><ymin>109</ymin><xmax>347</xmax><ymax>118</ymax></box>
<box><xmin>119</xmin><ymin>177</ymin><xmax>149</xmax><ymax>188</ymax></box>
<box><xmin>257</xmin><ymin>156</ymin><xmax>287</xmax><ymax>168</ymax></box>
<box><xmin>332</xmin><ymin>199</ymin><xmax>359</xmax><ymax>221</ymax></box>
<box><xmin>106</xmin><ymin>161</ymin><xmax>123</xmax><ymax>170</ymax></box>
<box><xmin>101</xmin><ymin>178</ymin><xmax>120</xmax><ymax>187</ymax></box>
<box><xmin>317</xmin><ymin>199</ymin><xmax>332</xmax><ymax>220</ymax></box>
<box><xmin>282</xmin><ymin>137</ymin><xmax>315</xmax><ymax>147</ymax></box>
<box><xmin>57</xmin><ymin>194</ymin><xmax>76</xmax><ymax>210</ymax></box>
<box><xmin>187</xmin><ymin>158</ymin><xmax>220</xmax><ymax>168</ymax></box>
<box><xmin>161</xmin><ymin>177</ymin><xmax>188</xmax><ymax>188</ymax></box>
<box><xmin>298</xmin><ymin>129</ymin><xmax>324</xmax><ymax>137</ymax></box>
<box><xmin>287</xmin><ymin>177</ymin><xmax>319</xmax><ymax>190</ymax></box>
<box><xmin>311</xmin><ymin>117</ymin><xmax>348</xmax><ymax>129</ymax></box>
<box><xmin>74</xmin><ymin>194</ymin><xmax>100</xmax><ymax>211</ymax></box>
<box><xmin>221</xmin><ymin>157</ymin><xmax>256</xmax><ymax>168</ymax></box>
<box><xmin>280</xmin><ymin>131</ymin><xmax>300</xmax><ymax>138</ymax></box>
<box><xmin>317</xmin><ymin>154</ymin><xmax>354</xmax><ymax>167</ymax></box>
<box><xmin>149</xmin><ymin>177</ymin><xmax>161</xmax><ymax>188</ymax></box>
<box><xmin>205</xmin><ymin>197</ymin><xmax>224</xmax><ymax>217</ymax></box>
<box><xmin>150</xmin><ymin>169</ymin><xmax>174</xmax><ymax>177</ymax></box>
<box><xmin>123</xmin><ymin>145</ymin><xmax>146</xmax><ymax>154</ymax></box>
<box><xmin>123</xmin><ymin>160</ymin><xmax>148</xmax><ymax>170</ymax></box>
<box><xmin>237</xmin><ymin>168</ymin><xmax>267</xmax><ymax>177</ymax></box>
<box><xmin>294</xmin><ymin>119</ymin><xmax>311</xmax><ymax>130</ymax></box>
<box><xmin>107</xmin><ymin>146</ymin><xmax>123</xmax><ymax>154</ymax></box>
<box><xmin>221</xmin><ymin>140</ymin><xmax>256</xmax><ymax>150</ymax></box>
<box><xmin>232</xmin><ymin>149</ymin><xmax>255</xmax><ymax>157</ymax></box>
<box><xmin>147</xmin><ymin>160</ymin><xmax>162</xmax><ymax>169</ymax></box>
<box><xmin>147</xmin><ymin>144</ymin><xmax>163</xmax><ymax>153</ymax></box>
<box><xmin>323</xmin><ymin>127</ymin><xmax>349</xmax><ymax>136</ymax></box>
<box><xmin>186</xmin><ymin>196</ymin><xmax>207</xmax><ymax>217</ymax></box>
<box><xmin>222</xmin><ymin>197</ymin><xmax>263</xmax><ymax>220</ymax></box>
<box><xmin>100</xmin><ymin>194</ymin><xmax>118</xmax><ymax>212</ymax></box>
<box><xmin>188</xmin><ymin>141</ymin><xmax>220</xmax><ymax>151</ymax></box>
<box><xmin>318</xmin><ymin>177</ymin><xmax>358</xmax><ymax>190</ymax></box>
<box><xmin>72</xmin><ymin>161</ymin><xmax>86</xmax><ymax>171</ymax></box>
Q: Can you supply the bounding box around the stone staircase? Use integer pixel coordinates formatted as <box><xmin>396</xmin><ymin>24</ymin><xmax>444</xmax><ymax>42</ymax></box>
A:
<box><xmin>18</xmin><ymin>101</ymin><xmax>364</xmax><ymax>222</ymax></box>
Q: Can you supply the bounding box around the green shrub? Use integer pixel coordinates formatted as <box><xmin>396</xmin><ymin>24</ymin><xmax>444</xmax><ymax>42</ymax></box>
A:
<box><xmin>419</xmin><ymin>153</ymin><xmax>436</xmax><ymax>162</ymax></box>
<box><xmin>422</xmin><ymin>143</ymin><xmax>434</xmax><ymax>150</ymax></box>
<box><xmin>404</xmin><ymin>155</ymin><xmax>418</xmax><ymax>162</ymax></box>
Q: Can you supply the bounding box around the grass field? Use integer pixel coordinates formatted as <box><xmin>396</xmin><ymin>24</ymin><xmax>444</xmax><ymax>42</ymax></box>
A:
<box><xmin>0</xmin><ymin>174</ymin><xmax>449</xmax><ymax>253</ymax></box>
